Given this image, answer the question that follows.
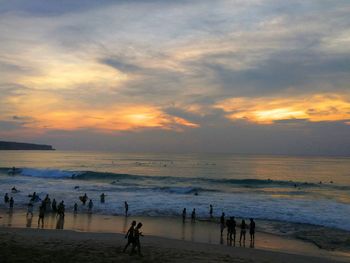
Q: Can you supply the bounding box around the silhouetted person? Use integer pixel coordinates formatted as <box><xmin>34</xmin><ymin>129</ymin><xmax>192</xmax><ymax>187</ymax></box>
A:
<box><xmin>88</xmin><ymin>199</ymin><xmax>93</xmax><ymax>213</ymax></box>
<box><xmin>9</xmin><ymin>197</ymin><xmax>14</xmax><ymax>209</ymax></box>
<box><xmin>130</xmin><ymin>222</ymin><xmax>143</xmax><ymax>256</ymax></box>
<box><xmin>74</xmin><ymin>203</ymin><xmax>78</xmax><ymax>213</ymax></box>
<box><xmin>30</xmin><ymin>192</ymin><xmax>37</xmax><ymax>202</ymax></box>
<box><xmin>38</xmin><ymin>205</ymin><xmax>45</xmax><ymax>228</ymax></box>
<box><xmin>11</xmin><ymin>186</ymin><xmax>18</xmax><ymax>193</ymax></box>
<box><xmin>80</xmin><ymin>193</ymin><xmax>88</xmax><ymax>205</ymax></box>
<box><xmin>182</xmin><ymin>208</ymin><xmax>186</xmax><ymax>222</ymax></box>
<box><xmin>100</xmin><ymin>193</ymin><xmax>105</xmax><ymax>203</ymax></box>
<box><xmin>231</xmin><ymin>216</ymin><xmax>237</xmax><ymax>244</ymax></box>
<box><xmin>27</xmin><ymin>203</ymin><xmax>34</xmax><ymax>217</ymax></box>
<box><xmin>123</xmin><ymin>220</ymin><xmax>136</xmax><ymax>253</ymax></box>
<box><xmin>4</xmin><ymin>193</ymin><xmax>9</xmax><ymax>203</ymax></box>
<box><xmin>44</xmin><ymin>194</ymin><xmax>51</xmax><ymax>211</ymax></box>
<box><xmin>57</xmin><ymin>201</ymin><xmax>65</xmax><ymax>217</ymax></box>
<box><xmin>226</xmin><ymin>217</ymin><xmax>232</xmax><ymax>240</ymax></box>
<box><xmin>191</xmin><ymin>208</ymin><xmax>196</xmax><ymax>223</ymax></box>
<box><xmin>249</xmin><ymin>218</ymin><xmax>255</xmax><ymax>246</ymax></box>
<box><xmin>125</xmin><ymin>201</ymin><xmax>129</xmax><ymax>216</ymax></box>
<box><xmin>52</xmin><ymin>199</ymin><xmax>57</xmax><ymax>212</ymax></box>
<box><xmin>220</xmin><ymin>212</ymin><xmax>225</xmax><ymax>236</ymax></box>
<box><xmin>209</xmin><ymin>204</ymin><xmax>213</xmax><ymax>218</ymax></box>
<box><xmin>240</xmin><ymin>219</ymin><xmax>246</xmax><ymax>246</ymax></box>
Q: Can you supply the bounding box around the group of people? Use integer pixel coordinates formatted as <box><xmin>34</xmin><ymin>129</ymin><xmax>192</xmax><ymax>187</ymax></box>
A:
<box><xmin>123</xmin><ymin>221</ymin><xmax>144</xmax><ymax>256</ymax></box>
<box><xmin>182</xmin><ymin>206</ymin><xmax>256</xmax><ymax>247</ymax></box>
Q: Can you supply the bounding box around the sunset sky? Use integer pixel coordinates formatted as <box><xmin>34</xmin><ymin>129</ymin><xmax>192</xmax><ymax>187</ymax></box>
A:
<box><xmin>1</xmin><ymin>0</ymin><xmax>350</xmax><ymax>155</ymax></box>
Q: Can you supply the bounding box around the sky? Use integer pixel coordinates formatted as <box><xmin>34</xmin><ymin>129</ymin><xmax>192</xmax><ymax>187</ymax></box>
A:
<box><xmin>0</xmin><ymin>0</ymin><xmax>350</xmax><ymax>155</ymax></box>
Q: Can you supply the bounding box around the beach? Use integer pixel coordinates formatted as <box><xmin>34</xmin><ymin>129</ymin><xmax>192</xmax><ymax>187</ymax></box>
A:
<box><xmin>0</xmin><ymin>210</ymin><xmax>349</xmax><ymax>262</ymax></box>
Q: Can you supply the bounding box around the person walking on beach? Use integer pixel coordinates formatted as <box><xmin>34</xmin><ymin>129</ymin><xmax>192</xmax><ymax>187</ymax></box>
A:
<box><xmin>130</xmin><ymin>222</ymin><xmax>143</xmax><ymax>256</ymax></box>
<box><xmin>209</xmin><ymin>204</ymin><xmax>213</xmax><ymax>218</ymax></box>
<box><xmin>125</xmin><ymin>201</ymin><xmax>129</xmax><ymax>216</ymax></box>
<box><xmin>9</xmin><ymin>197</ymin><xmax>14</xmax><ymax>209</ymax></box>
<box><xmin>52</xmin><ymin>198</ymin><xmax>57</xmax><ymax>212</ymax></box>
<box><xmin>88</xmin><ymin>199</ymin><xmax>93</xmax><ymax>213</ymax></box>
<box><xmin>249</xmin><ymin>218</ymin><xmax>256</xmax><ymax>246</ymax></box>
<box><xmin>191</xmin><ymin>208</ymin><xmax>196</xmax><ymax>223</ymax></box>
<box><xmin>57</xmin><ymin>201</ymin><xmax>65</xmax><ymax>217</ymax></box>
<box><xmin>182</xmin><ymin>208</ymin><xmax>186</xmax><ymax>222</ymax></box>
<box><xmin>239</xmin><ymin>219</ymin><xmax>247</xmax><ymax>246</ymax></box>
<box><xmin>220</xmin><ymin>212</ymin><xmax>225</xmax><ymax>236</ymax></box>
<box><xmin>38</xmin><ymin>205</ymin><xmax>45</xmax><ymax>228</ymax></box>
<box><xmin>123</xmin><ymin>220</ymin><xmax>136</xmax><ymax>252</ymax></box>
<box><xmin>4</xmin><ymin>193</ymin><xmax>9</xmax><ymax>203</ymax></box>
<box><xmin>100</xmin><ymin>193</ymin><xmax>105</xmax><ymax>203</ymax></box>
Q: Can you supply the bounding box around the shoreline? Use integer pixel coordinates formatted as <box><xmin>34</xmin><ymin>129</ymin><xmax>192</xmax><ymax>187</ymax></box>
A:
<box><xmin>0</xmin><ymin>210</ymin><xmax>349</xmax><ymax>262</ymax></box>
<box><xmin>0</xmin><ymin>227</ymin><xmax>349</xmax><ymax>263</ymax></box>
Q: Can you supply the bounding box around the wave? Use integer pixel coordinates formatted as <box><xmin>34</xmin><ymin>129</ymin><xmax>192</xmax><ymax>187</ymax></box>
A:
<box><xmin>0</xmin><ymin>167</ymin><xmax>348</xmax><ymax>191</ymax></box>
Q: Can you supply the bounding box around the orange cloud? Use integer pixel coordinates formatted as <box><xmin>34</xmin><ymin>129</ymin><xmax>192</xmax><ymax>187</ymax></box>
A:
<box><xmin>215</xmin><ymin>93</ymin><xmax>350</xmax><ymax>124</ymax></box>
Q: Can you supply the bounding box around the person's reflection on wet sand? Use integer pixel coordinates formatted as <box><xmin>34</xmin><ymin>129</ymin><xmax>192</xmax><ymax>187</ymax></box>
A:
<box><xmin>7</xmin><ymin>209</ymin><xmax>13</xmax><ymax>227</ymax></box>
<box><xmin>190</xmin><ymin>221</ymin><xmax>196</xmax><ymax>242</ymax></box>
<box><xmin>123</xmin><ymin>215</ymin><xmax>128</xmax><ymax>234</ymax></box>
<box><xmin>181</xmin><ymin>220</ymin><xmax>186</xmax><ymax>240</ymax></box>
<box><xmin>26</xmin><ymin>214</ymin><xmax>33</xmax><ymax>228</ymax></box>
<box><xmin>56</xmin><ymin>214</ymin><xmax>64</xmax><ymax>229</ymax></box>
<box><xmin>87</xmin><ymin>213</ymin><xmax>92</xmax><ymax>231</ymax></box>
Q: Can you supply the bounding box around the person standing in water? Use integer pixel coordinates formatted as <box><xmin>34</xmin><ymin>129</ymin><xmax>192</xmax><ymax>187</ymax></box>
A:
<box><xmin>220</xmin><ymin>212</ymin><xmax>225</xmax><ymax>236</ymax></box>
<box><xmin>239</xmin><ymin>219</ymin><xmax>247</xmax><ymax>246</ymax></box>
<box><xmin>52</xmin><ymin>199</ymin><xmax>57</xmax><ymax>212</ymax></box>
<box><xmin>130</xmin><ymin>222</ymin><xmax>143</xmax><ymax>256</ymax></box>
<box><xmin>191</xmin><ymin>208</ymin><xmax>196</xmax><ymax>223</ymax></box>
<box><xmin>4</xmin><ymin>193</ymin><xmax>9</xmax><ymax>203</ymax></box>
<box><xmin>124</xmin><ymin>201</ymin><xmax>129</xmax><ymax>216</ymax></box>
<box><xmin>209</xmin><ymin>204</ymin><xmax>213</xmax><ymax>218</ymax></box>
<box><xmin>9</xmin><ymin>197</ymin><xmax>14</xmax><ymax>209</ymax></box>
<box><xmin>123</xmin><ymin>220</ymin><xmax>136</xmax><ymax>253</ymax></box>
<box><xmin>88</xmin><ymin>199</ymin><xmax>93</xmax><ymax>213</ymax></box>
<box><xmin>100</xmin><ymin>193</ymin><xmax>105</xmax><ymax>203</ymax></box>
<box><xmin>249</xmin><ymin>218</ymin><xmax>256</xmax><ymax>246</ymax></box>
<box><xmin>182</xmin><ymin>208</ymin><xmax>186</xmax><ymax>222</ymax></box>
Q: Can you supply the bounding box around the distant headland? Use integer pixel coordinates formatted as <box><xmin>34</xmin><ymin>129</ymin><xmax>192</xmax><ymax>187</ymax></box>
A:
<box><xmin>0</xmin><ymin>141</ymin><xmax>55</xmax><ymax>150</ymax></box>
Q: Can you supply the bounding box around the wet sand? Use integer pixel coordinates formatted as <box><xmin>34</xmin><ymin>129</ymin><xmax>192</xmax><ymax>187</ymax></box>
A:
<box><xmin>0</xmin><ymin>210</ymin><xmax>350</xmax><ymax>262</ymax></box>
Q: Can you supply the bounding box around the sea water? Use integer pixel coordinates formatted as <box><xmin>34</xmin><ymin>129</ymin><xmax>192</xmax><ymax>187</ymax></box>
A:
<box><xmin>0</xmin><ymin>151</ymin><xmax>349</xmax><ymax>231</ymax></box>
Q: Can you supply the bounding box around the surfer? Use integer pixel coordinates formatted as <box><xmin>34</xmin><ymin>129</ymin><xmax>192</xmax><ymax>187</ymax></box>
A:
<box><xmin>191</xmin><ymin>208</ymin><xmax>196</xmax><ymax>223</ymax></box>
<box><xmin>125</xmin><ymin>201</ymin><xmax>129</xmax><ymax>216</ymax></box>
<box><xmin>11</xmin><ymin>186</ymin><xmax>19</xmax><ymax>193</ymax></box>
<box><xmin>220</xmin><ymin>212</ymin><xmax>225</xmax><ymax>236</ymax></box>
<box><xmin>182</xmin><ymin>208</ymin><xmax>186</xmax><ymax>222</ymax></box>
<box><xmin>209</xmin><ymin>204</ymin><xmax>213</xmax><ymax>218</ymax></box>
<box><xmin>4</xmin><ymin>193</ymin><xmax>9</xmax><ymax>203</ymax></box>
<box><xmin>100</xmin><ymin>193</ymin><xmax>105</xmax><ymax>203</ymax></box>
<box><xmin>249</xmin><ymin>218</ymin><xmax>255</xmax><ymax>246</ymax></box>
<box><xmin>239</xmin><ymin>219</ymin><xmax>247</xmax><ymax>246</ymax></box>
<box><xmin>88</xmin><ymin>199</ymin><xmax>93</xmax><ymax>213</ymax></box>
<box><xmin>123</xmin><ymin>220</ymin><xmax>136</xmax><ymax>253</ymax></box>
<box><xmin>130</xmin><ymin>222</ymin><xmax>143</xmax><ymax>256</ymax></box>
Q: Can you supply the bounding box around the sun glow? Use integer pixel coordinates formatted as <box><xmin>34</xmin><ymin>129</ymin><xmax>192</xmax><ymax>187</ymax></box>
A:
<box><xmin>215</xmin><ymin>94</ymin><xmax>350</xmax><ymax>124</ymax></box>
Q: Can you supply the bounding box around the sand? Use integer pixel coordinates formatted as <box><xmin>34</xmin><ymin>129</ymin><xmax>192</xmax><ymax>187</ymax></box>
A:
<box><xmin>0</xmin><ymin>210</ymin><xmax>350</xmax><ymax>262</ymax></box>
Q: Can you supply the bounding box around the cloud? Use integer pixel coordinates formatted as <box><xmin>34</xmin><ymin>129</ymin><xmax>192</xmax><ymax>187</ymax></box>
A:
<box><xmin>215</xmin><ymin>93</ymin><xmax>350</xmax><ymax>124</ymax></box>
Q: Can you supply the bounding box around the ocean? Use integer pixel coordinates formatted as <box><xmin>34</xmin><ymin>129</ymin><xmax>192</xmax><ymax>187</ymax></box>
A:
<box><xmin>0</xmin><ymin>151</ymin><xmax>349</xmax><ymax>231</ymax></box>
